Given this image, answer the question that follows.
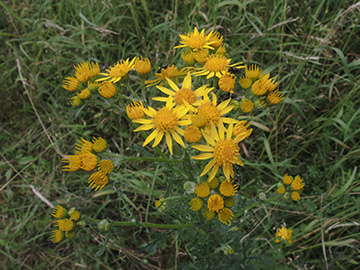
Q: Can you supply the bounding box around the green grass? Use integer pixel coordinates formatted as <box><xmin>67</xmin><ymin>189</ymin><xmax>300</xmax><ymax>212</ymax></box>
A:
<box><xmin>1</xmin><ymin>0</ymin><xmax>359</xmax><ymax>269</ymax></box>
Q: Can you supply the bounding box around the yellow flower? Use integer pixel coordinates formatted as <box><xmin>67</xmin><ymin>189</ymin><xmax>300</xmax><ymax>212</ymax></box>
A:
<box><xmin>54</xmin><ymin>218</ymin><xmax>74</xmax><ymax>232</ymax></box>
<box><xmin>145</xmin><ymin>65</ymin><xmax>189</xmax><ymax>87</ymax></box>
<box><xmin>220</xmin><ymin>180</ymin><xmax>238</xmax><ymax>196</ymax></box>
<box><xmin>207</xmin><ymin>177</ymin><xmax>219</xmax><ymax>189</ymax></box>
<box><xmin>209</xmin><ymin>32</ymin><xmax>224</xmax><ymax>48</ymax></box>
<box><xmin>184</xmin><ymin>126</ymin><xmax>202</xmax><ymax>143</ymax></box>
<box><xmin>154</xmin><ymin>72</ymin><xmax>212</xmax><ymax>110</ymax></box>
<box><xmin>71</xmin><ymin>96</ymin><xmax>81</xmax><ymax>106</ymax></box>
<box><xmin>240</xmin><ymin>98</ymin><xmax>254</xmax><ymax>113</ymax></box>
<box><xmin>204</xmin><ymin>208</ymin><xmax>216</xmax><ymax>220</ymax></box>
<box><xmin>196</xmin><ymin>93</ymin><xmax>235</xmax><ymax>128</ymax></box>
<box><xmin>88</xmin><ymin>171</ymin><xmax>108</xmax><ymax>191</ymax></box>
<box><xmin>87</xmin><ymin>61</ymin><xmax>100</xmax><ymax>78</ymax></box>
<box><xmin>98</xmin><ymin>160</ymin><xmax>114</xmax><ymax>174</ymax></box>
<box><xmin>127</xmin><ymin>100</ymin><xmax>145</xmax><ymax>120</ymax></box>
<box><xmin>239</xmin><ymin>76</ymin><xmax>252</xmax><ymax>89</ymax></box>
<box><xmin>66</xmin><ymin>231</ymin><xmax>76</xmax><ymax>239</ymax></box>
<box><xmin>192</xmin><ymin>54</ymin><xmax>244</xmax><ymax>79</ymax></box>
<box><xmin>190</xmin><ymin>112</ymin><xmax>207</xmax><ymax>128</ymax></box>
<box><xmin>77</xmin><ymin>88</ymin><xmax>91</xmax><ymax>99</ymax></box>
<box><xmin>275</xmin><ymin>226</ymin><xmax>293</xmax><ymax>243</ymax></box>
<box><xmin>80</xmin><ymin>153</ymin><xmax>98</xmax><ymax>171</ymax></box>
<box><xmin>52</xmin><ymin>205</ymin><xmax>68</xmax><ymax>219</ymax></box>
<box><xmin>192</xmin><ymin>49</ymin><xmax>208</xmax><ymax>64</ymax></box>
<box><xmin>98</xmin><ymin>81</ymin><xmax>116</xmax><ymax>98</ymax></box>
<box><xmin>75</xmin><ymin>138</ymin><xmax>93</xmax><ymax>154</ymax></box>
<box><xmin>233</xmin><ymin>121</ymin><xmax>253</xmax><ymax>138</ymax></box>
<box><xmin>69</xmin><ymin>210</ymin><xmax>81</xmax><ymax>221</ymax></box>
<box><xmin>224</xmin><ymin>197</ymin><xmax>235</xmax><ymax>208</ymax></box>
<box><xmin>189</xmin><ymin>198</ymin><xmax>203</xmax><ymax>211</ymax></box>
<box><xmin>283</xmin><ymin>173</ymin><xmax>293</xmax><ymax>185</ymax></box>
<box><xmin>291</xmin><ymin>175</ymin><xmax>305</xmax><ymax>191</ymax></box>
<box><xmin>174</xmin><ymin>27</ymin><xmax>215</xmax><ymax>51</ymax></box>
<box><xmin>218</xmin><ymin>72</ymin><xmax>236</xmax><ymax>93</ymax></box>
<box><xmin>155</xmin><ymin>200</ymin><xmax>162</xmax><ymax>208</ymax></box>
<box><xmin>92</xmin><ymin>137</ymin><xmax>107</xmax><ymax>152</ymax></box>
<box><xmin>74</xmin><ymin>61</ymin><xmax>90</xmax><ymax>82</ymax></box>
<box><xmin>62</xmin><ymin>155</ymin><xmax>81</xmax><ymax>171</ymax></box>
<box><xmin>195</xmin><ymin>182</ymin><xmax>210</xmax><ymax>198</ymax></box>
<box><xmin>133</xmin><ymin>102</ymin><xmax>191</xmax><ymax>155</ymax></box>
<box><xmin>215</xmin><ymin>44</ymin><xmax>227</xmax><ymax>55</ymax></box>
<box><xmin>97</xmin><ymin>58</ymin><xmax>135</xmax><ymax>83</ymax></box>
<box><xmin>192</xmin><ymin>123</ymin><xmax>248</xmax><ymax>182</ymax></box>
<box><xmin>277</xmin><ymin>186</ymin><xmax>286</xmax><ymax>195</ymax></box>
<box><xmin>50</xmin><ymin>230</ymin><xmax>64</xmax><ymax>243</ymax></box>
<box><xmin>218</xmin><ymin>208</ymin><xmax>233</xmax><ymax>225</ymax></box>
<box><xmin>63</xmin><ymin>76</ymin><xmax>80</xmax><ymax>91</ymax></box>
<box><xmin>135</xmin><ymin>56</ymin><xmax>151</xmax><ymax>75</ymax></box>
<box><xmin>181</xmin><ymin>49</ymin><xmax>195</xmax><ymax>65</ymax></box>
<box><xmin>252</xmin><ymin>78</ymin><xmax>268</xmax><ymax>96</ymax></box>
<box><xmin>245</xmin><ymin>65</ymin><xmax>260</xmax><ymax>79</ymax></box>
<box><xmin>207</xmin><ymin>194</ymin><xmax>224</xmax><ymax>212</ymax></box>
<box><xmin>291</xmin><ymin>191</ymin><xmax>301</xmax><ymax>201</ymax></box>
<box><xmin>267</xmin><ymin>90</ymin><xmax>284</xmax><ymax>105</ymax></box>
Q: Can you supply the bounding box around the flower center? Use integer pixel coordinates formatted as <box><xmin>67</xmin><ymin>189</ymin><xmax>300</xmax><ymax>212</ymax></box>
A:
<box><xmin>204</xmin><ymin>55</ymin><xmax>228</xmax><ymax>72</ymax></box>
<box><xmin>174</xmin><ymin>88</ymin><xmax>197</xmax><ymax>105</ymax></box>
<box><xmin>207</xmin><ymin>194</ymin><xmax>224</xmax><ymax>212</ymax></box>
<box><xmin>109</xmin><ymin>63</ymin><xmax>128</xmax><ymax>77</ymax></box>
<box><xmin>154</xmin><ymin>107</ymin><xmax>178</xmax><ymax>132</ymax></box>
<box><xmin>187</xmin><ymin>34</ymin><xmax>205</xmax><ymax>50</ymax></box>
<box><xmin>197</xmin><ymin>101</ymin><xmax>221</xmax><ymax>127</ymax></box>
<box><xmin>213</xmin><ymin>139</ymin><xmax>239</xmax><ymax>166</ymax></box>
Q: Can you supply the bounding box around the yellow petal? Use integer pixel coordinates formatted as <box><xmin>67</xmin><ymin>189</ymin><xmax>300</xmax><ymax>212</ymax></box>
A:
<box><xmin>200</xmin><ymin>159</ymin><xmax>216</xmax><ymax>176</ymax></box>
<box><xmin>208</xmin><ymin>164</ymin><xmax>219</xmax><ymax>182</ymax></box>
<box><xmin>165</xmin><ymin>132</ymin><xmax>173</xmax><ymax>155</ymax></box>
<box><xmin>223</xmin><ymin>165</ymin><xmax>231</xmax><ymax>180</ymax></box>
<box><xmin>218</xmin><ymin>121</ymin><xmax>225</xmax><ymax>140</ymax></box>
<box><xmin>132</xmin><ymin>118</ymin><xmax>152</xmax><ymax>124</ymax></box>
<box><xmin>182</xmin><ymin>72</ymin><xmax>192</xmax><ymax>89</ymax></box>
<box><xmin>171</xmin><ymin>131</ymin><xmax>185</xmax><ymax>148</ymax></box>
<box><xmin>227</xmin><ymin>123</ymin><xmax>233</xmax><ymax>139</ymax></box>
<box><xmin>217</xmin><ymin>98</ymin><xmax>231</xmax><ymax>110</ymax></box>
<box><xmin>143</xmin><ymin>129</ymin><xmax>158</xmax><ymax>146</ymax></box>
<box><xmin>165</xmin><ymin>77</ymin><xmax>180</xmax><ymax>92</ymax></box>
<box><xmin>152</xmin><ymin>97</ymin><xmax>169</xmax><ymax>102</ymax></box>
<box><xmin>192</xmin><ymin>145</ymin><xmax>214</xmax><ymax>152</ymax></box>
<box><xmin>191</xmin><ymin>153</ymin><xmax>214</xmax><ymax>160</ymax></box>
<box><xmin>134</xmin><ymin>124</ymin><xmax>155</xmax><ymax>132</ymax></box>
<box><xmin>211</xmin><ymin>123</ymin><xmax>219</xmax><ymax>142</ymax></box>
<box><xmin>201</xmin><ymin>129</ymin><xmax>216</xmax><ymax>146</ymax></box>
<box><xmin>152</xmin><ymin>131</ymin><xmax>164</xmax><ymax>147</ymax></box>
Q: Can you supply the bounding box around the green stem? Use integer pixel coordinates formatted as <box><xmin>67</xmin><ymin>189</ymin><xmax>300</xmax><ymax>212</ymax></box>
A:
<box><xmin>88</xmin><ymin>218</ymin><xmax>194</xmax><ymax>229</ymax></box>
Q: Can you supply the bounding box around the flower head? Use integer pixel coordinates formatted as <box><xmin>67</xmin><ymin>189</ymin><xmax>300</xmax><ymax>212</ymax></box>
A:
<box><xmin>224</xmin><ymin>197</ymin><xmax>235</xmax><ymax>208</ymax></box>
<box><xmin>63</xmin><ymin>77</ymin><xmax>80</xmax><ymax>92</ymax></box>
<box><xmin>92</xmin><ymin>137</ymin><xmax>107</xmax><ymax>152</ymax></box>
<box><xmin>275</xmin><ymin>226</ymin><xmax>293</xmax><ymax>243</ymax></box>
<box><xmin>189</xmin><ymin>198</ymin><xmax>203</xmax><ymax>211</ymax></box>
<box><xmin>62</xmin><ymin>155</ymin><xmax>81</xmax><ymax>171</ymax></box>
<box><xmin>50</xmin><ymin>230</ymin><xmax>64</xmax><ymax>243</ymax></box>
<box><xmin>192</xmin><ymin>123</ymin><xmax>248</xmax><ymax>182</ymax></box>
<box><xmin>97</xmin><ymin>58</ymin><xmax>135</xmax><ymax>83</ymax></box>
<box><xmin>208</xmin><ymin>32</ymin><xmax>224</xmax><ymax>48</ymax></box>
<box><xmin>218</xmin><ymin>208</ymin><xmax>233</xmax><ymax>225</ymax></box>
<box><xmin>69</xmin><ymin>210</ymin><xmax>81</xmax><ymax>221</ymax></box>
<box><xmin>181</xmin><ymin>49</ymin><xmax>195</xmax><ymax>65</ymax></box>
<box><xmin>233</xmin><ymin>121</ymin><xmax>253</xmax><ymax>138</ymax></box>
<box><xmin>133</xmin><ymin>102</ymin><xmax>191</xmax><ymax>155</ymax></box>
<box><xmin>77</xmin><ymin>88</ymin><xmax>91</xmax><ymax>99</ymax></box>
<box><xmin>75</xmin><ymin>138</ymin><xmax>93</xmax><ymax>154</ymax></box>
<box><xmin>193</xmin><ymin>54</ymin><xmax>244</xmax><ymax>79</ymax></box>
<box><xmin>204</xmin><ymin>208</ymin><xmax>215</xmax><ymax>220</ymax></box>
<box><xmin>239</xmin><ymin>76</ymin><xmax>252</xmax><ymax>89</ymax></box>
<box><xmin>207</xmin><ymin>194</ymin><xmax>224</xmax><ymax>212</ymax></box>
<box><xmin>184</xmin><ymin>126</ymin><xmax>202</xmax><ymax>143</ymax></box>
<box><xmin>98</xmin><ymin>81</ymin><xmax>116</xmax><ymax>98</ymax></box>
<box><xmin>80</xmin><ymin>153</ymin><xmax>98</xmax><ymax>171</ymax></box>
<box><xmin>267</xmin><ymin>90</ymin><xmax>284</xmax><ymax>105</ymax></box>
<box><xmin>88</xmin><ymin>171</ymin><xmax>108</xmax><ymax>191</ymax></box>
<box><xmin>240</xmin><ymin>98</ymin><xmax>254</xmax><ymax>113</ymax></box>
<box><xmin>277</xmin><ymin>186</ymin><xmax>286</xmax><ymax>195</ymax></box>
<box><xmin>98</xmin><ymin>160</ymin><xmax>114</xmax><ymax>174</ymax></box>
<box><xmin>245</xmin><ymin>65</ymin><xmax>260</xmax><ymax>79</ymax></box>
<box><xmin>192</xmin><ymin>50</ymin><xmax>208</xmax><ymax>64</ymax></box>
<box><xmin>208</xmin><ymin>177</ymin><xmax>219</xmax><ymax>189</ymax></box>
<box><xmin>127</xmin><ymin>100</ymin><xmax>145</xmax><ymax>120</ymax></box>
<box><xmin>145</xmin><ymin>65</ymin><xmax>189</xmax><ymax>87</ymax></box>
<box><xmin>174</xmin><ymin>27</ymin><xmax>215</xmax><ymax>51</ymax></box>
<box><xmin>283</xmin><ymin>173</ymin><xmax>293</xmax><ymax>185</ymax></box>
<box><xmin>291</xmin><ymin>175</ymin><xmax>305</xmax><ymax>191</ymax></box>
<box><xmin>135</xmin><ymin>56</ymin><xmax>151</xmax><ymax>75</ymax></box>
<box><xmin>291</xmin><ymin>191</ymin><xmax>300</xmax><ymax>201</ymax></box>
<box><xmin>71</xmin><ymin>96</ymin><xmax>81</xmax><ymax>106</ymax></box>
<box><xmin>218</xmin><ymin>72</ymin><xmax>236</xmax><ymax>93</ymax></box>
<box><xmin>154</xmin><ymin>72</ymin><xmax>212</xmax><ymax>110</ymax></box>
<box><xmin>54</xmin><ymin>218</ymin><xmax>74</xmax><ymax>232</ymax></box>
<box><xmin>195</xmin><ymin>182</ymin><xmax>210</xmax><ymax>198</ymax></box>
<box><xmin>52</xmin><ymin>205</ymin><xmax>68</xmax><ymax>219</ymax></box>
<box><xmin>220</xmin><ymin>180</ymin><xmax>238</xmax><ymax>197</ymax></box>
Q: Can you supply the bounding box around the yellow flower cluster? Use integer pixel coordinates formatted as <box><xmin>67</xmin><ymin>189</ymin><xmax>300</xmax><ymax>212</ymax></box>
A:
<box><xmin>50</xmin><ymin>205</ymin><xmax>81</xmax><ymax>243</ymax></box>
<box><xmin>188</xmin><ymin>177</ymin><xmax>238</xmax><ymax>225</ymax></box>
<box><xmin>62</xmin><ymin>137</ymin><xmax>114</xmax><ymax>191</ymax></box>
<box><xmin>275</xmin><ymin>226</ymin><xmax>293</xmax><ymax>244</ymax></box>
<box><xmin>277</xmin><ymin>173</ymin><xmax>305</xmax><ymax>201</ymax></box>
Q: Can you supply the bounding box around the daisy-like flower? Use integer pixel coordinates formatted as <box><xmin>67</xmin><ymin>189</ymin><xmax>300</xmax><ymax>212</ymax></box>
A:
<box><xmin>127</xmin><ymin>100</ymin><xmax>145</xmax><ymax>120</ymax></box>
<box><xmin>63</xmin><ymin>76</ymin><xmax>81</xmax><ymax>92</ymax></box>
<box><xmin>69</xmin><ymin>210</ymin><xmax>81</xmax><ymax>221</ymax></box>
<box><xmin>62</xmin><ymin>155</ymin><xmax>81</xmax><ymax>171</ymax></box>
<box><xmin>135</xmin><ymin>56</ymin><xmax>151</xmax><ymax>75</ymax></box>
<box><xmin>174</xmin><ymin>27</ymin><xmax>215</xmax><ymax>51</ymax></box>
<box><xmin>245</xmin><ymin>65</ymin><xmax>260</xmax><ymax>79</ymax></box>
<box><xmin>291</xmin><ymin>175</ymin><xmax>305</xmax><ymax>191</ymax></box>
<box><xmin>207</xmin><ymin>194</ymin><xmax>224</xmax><ymax>212</ymax></box>
<box><xmin>291</xmin><ymin>191</ymin><xmax>300</xmax><ymax>201</ymax></box>
<box><xmin>267</xmin><ymin>90</ymin><xmax>284</xmax><ymax>105</ymax></box>
<box><xmin>52</xmin><ymin>205</ymin><xmax>68</xmax><ymax>219</ymax></box>
<box><xmin>283</xmin><ymin>173</ymin><xmax>293</xmax><ymax>185</ymax></box>
<box><xmin>224</xmin><ymin>197</ymin><xmax>235</xmax><ymax>208</ymax></box>
<box><xmin>196</xmin><ymin>93</ymin><xmax>235</xmax><ymax>129</ymax></box>
<box><xmin>233</xmin><ymin>121</ymin><xmax>253</xmax><ymax>138</ymax></box>
<box><xmin>154</xmin><ymin>72</ymin><xmax>212</xmax><ymax>110</ymax></box>
<box><xmin>192</xmin><ymin>54</ymin><xmax>244</xmax><ymax>79</ymax></box>
<box><xmin>184</xmin><ymin>126</ymin><xmax>202</xmax><ymax>143</ymax></box>
<box><xmin>71</xmin><ymin>96</ymin><xmax>81</xmax><ymax>106</ymax></box>
<box><xmin>189</xmin><ymin>198</ymin><xmax>204</xmax><ymax>211</ymax></box>
<box><xmin>218</xmin><ymin>208</ymin><xmax>233</xmax><ymax>225</ymax></box>
<box><xmin>97</xmin><ymin>58</ymin><xmax>136</xmax><ymax>83</ymax></box>
<box><xmin>192</xmin><ymin>123</ymin><xmax>248</xmax><ymax>182</ymax></box>
<box><xmin>275</xmin><ymin>226</ymin><xmax>293</xmax><ymax>243</ymax></box>
<box><xmin>77</xmin><ymin>88</ymin><xmax>91</xmax><ymax>99</ymax></box>
<box><xmin>239</xmin><ymin>76</ymin><xmax>252</xmax><ymax>89</ymax></box>
<box><xmin>98</xmin><ymin>81</ymin><xmax>116</xmax><ymax>98</ymax></box>
<box><xmin>92</xmin><ymin>137</ymin><xmax>107</xmax><ymax>152</ymax></box>
<box><xmin>54</xmin><ymin>218</ymin><xmax>75</xmax><ymax>232</ymax></box>
<box><xmin>181</xmin><ymin>49</ymin><xmax>195</xmax><ymax>66</ymax></box>
<box><xmin>192</xmin><ymin>49</ymin><xmax>209</xmax><ymax>64</ymax></box>
<box><xmin>74</xmin><ymin>138</ymin><xmax>93</xmax><ymax>154</ymax></box>
<box><xmin>98</xmin><ymin>160</ymin><xmax>114</xmax><ymax>174</ymax></box>
<box><xmin>190</xmin><ymin>112</ymin><xmax>207</xmax><ymax>128</ymax></box>
<box><xmin>204</xmin><ymin>208</ymin><xmax>216</xmax><ymax>220</ymax></box>
<box><xmin>132</xmin><ymin>101</ymin><xmax>191</xmax><ymax>155</ymax></box>
<box><xmin>218</xmin><ymin>72</ymin><xmax>236</xmax><ymax>93</ymax></box>
<box><xmin>80</xmin><ymin>153</ymin><xmax>98</xmax><ymax>171</ymax></box>
<box><xmin>195</xmin><ymin>182</ymin><xmax>210</xmax><ymax>198</ymax></box>
<box><xmin>219</xmin><ymin>180</ymin><xmax>238</xmax><ymax>197</ymax></box>
<box><xmin>240</xmin><ymin>98</ymin><xmax>254</xmax><ymax>113</ymax></box>
<box><xmin>88</xmin><ymin>171</ymin><xmax>108</xmax><ymax>191</ymax></box>
<box><xmin>74</xmin><ymin>62</ymin><xmax>91</xmax><ymax>82</ymax></box>
<box><xmin>50</xmin><ymin>230</ymin><xmax>64</xmax><ymax>243</ymax></box>
<box><xmin>277</xmin><ymin>186</ymin><xmax>286</xmax><ymax>195</ymax></box>
<box><xmin>145</xmin><ymin>65</ymin><xmax>189</xmax><ymax>87</ymax></box>
<box><xmin>208</xmin><ymin>32</ymin><xmax>224</xmax><ymax>48</ymax></box>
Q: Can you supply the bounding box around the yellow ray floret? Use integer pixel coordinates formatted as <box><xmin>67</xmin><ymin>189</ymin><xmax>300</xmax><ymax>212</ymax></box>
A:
<box><xmin>132</xmin><ymin>101</ymin><xmax>191</xmax><ymax>155</ymax></box>
<box><xmin>97</xmin><ymin>58</ymin><xmax>135</xmax><ymax>83</ymax></box>
<box><xmin>174</xmin><ymin>27</ymin><xmax>215</xmax><ymax>51</ymax></box>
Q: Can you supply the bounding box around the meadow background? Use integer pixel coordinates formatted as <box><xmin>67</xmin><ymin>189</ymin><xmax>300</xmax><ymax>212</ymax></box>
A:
<box><xmin>1</xmin><ymin>0</ymin><xmax>359</xmax><ymax>269</ymax></box>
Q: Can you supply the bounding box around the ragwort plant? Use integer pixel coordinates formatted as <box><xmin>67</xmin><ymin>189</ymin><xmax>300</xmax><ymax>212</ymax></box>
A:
<box><xmin>54</xmin><ymin>26</ymin><xmax>304</xmax><ymax>268</ymax></box>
